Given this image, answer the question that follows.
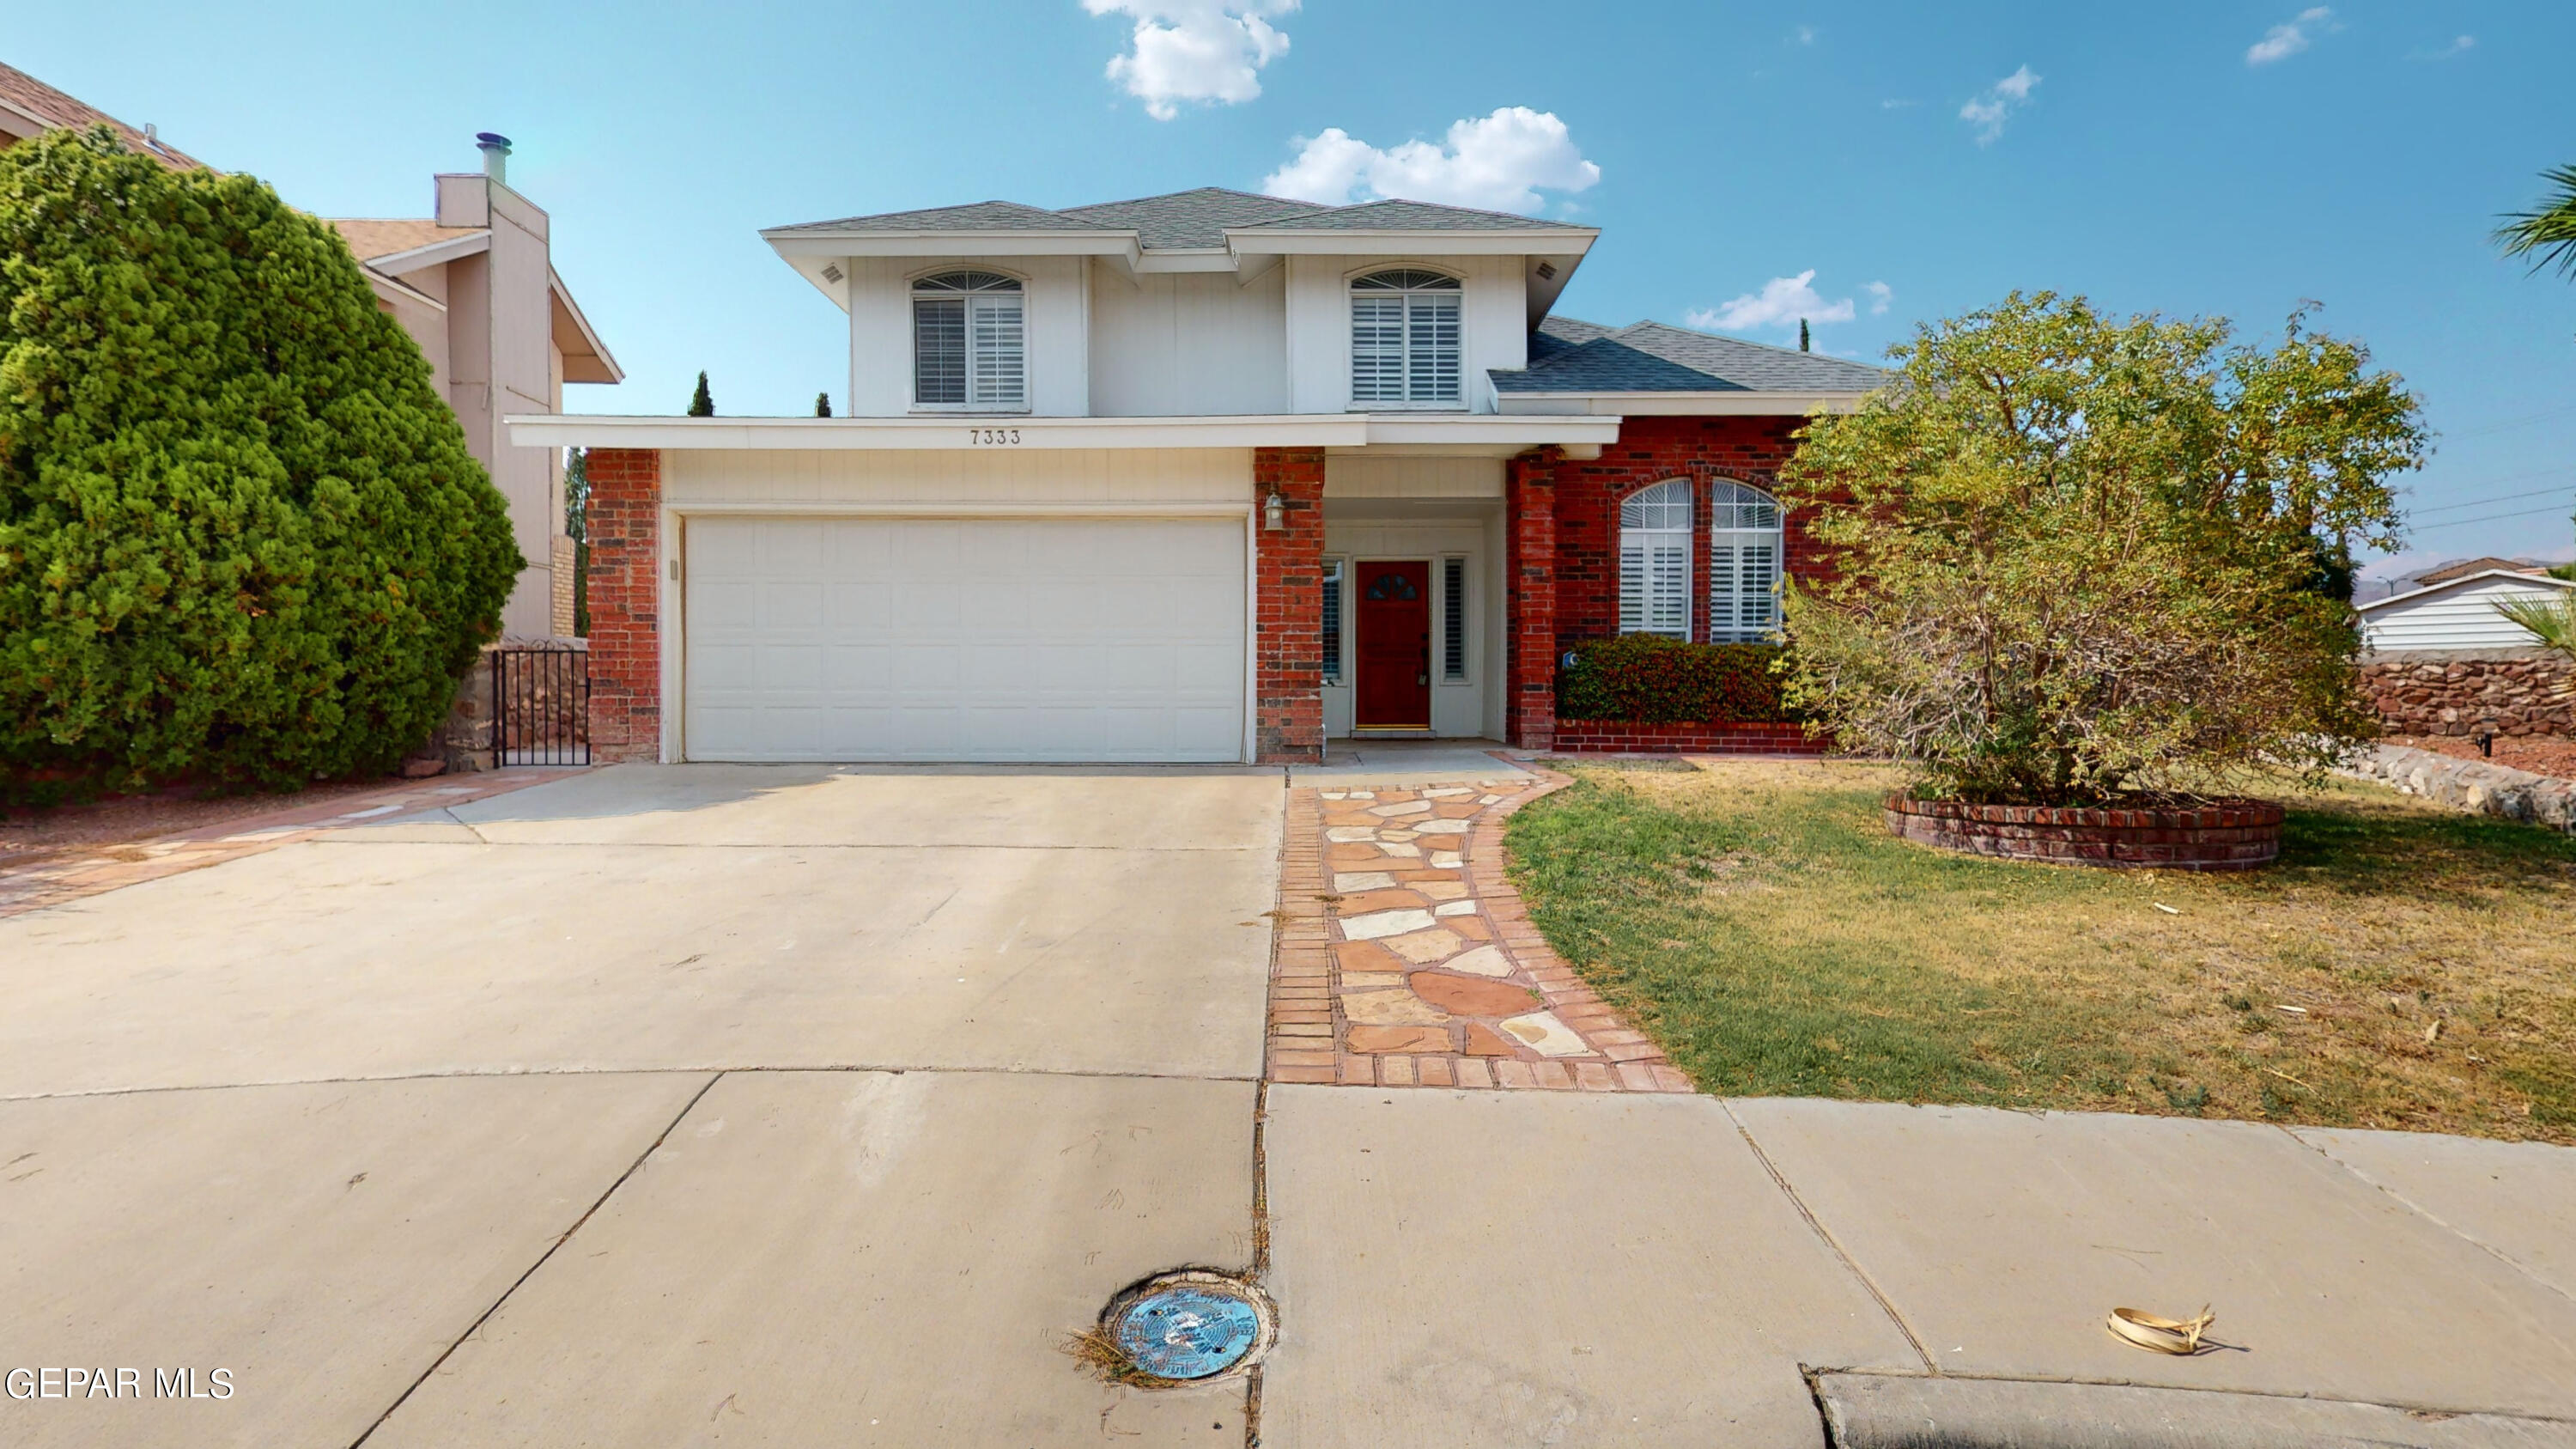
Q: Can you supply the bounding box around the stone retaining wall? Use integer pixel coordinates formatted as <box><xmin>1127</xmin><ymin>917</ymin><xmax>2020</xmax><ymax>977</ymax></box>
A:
<box><xmin>1884</xmin><ymin>796</ymin><xmax>2283</xmax><ymax>870</ymax></box>
<box><xmin>2360</xmin><ymin>649</ymin><xmax>2573</xmax><ymax>737</ymax></box>
<box><xmin>2337</xmin><ymin>743</ymin><xmax>2576</xmax><ymax>833</ymax></box>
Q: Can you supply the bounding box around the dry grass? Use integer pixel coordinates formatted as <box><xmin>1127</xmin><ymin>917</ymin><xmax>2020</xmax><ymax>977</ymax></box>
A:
<box><xmin>1058</xmin><ymin>1326</ymin><xmax>1167</xmax><ymax>1388</ymax></box>
<box><xmin>1506</xmin><ymin>758</ymin><xmax>2576</xmax><ymax>1142</ymax></box>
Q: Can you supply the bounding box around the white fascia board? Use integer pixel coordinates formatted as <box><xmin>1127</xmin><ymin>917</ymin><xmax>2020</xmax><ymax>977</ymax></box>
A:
<box><xmin>1493</xmin><ymin>391</ymin><xmax>1873</xmax><ymax>417</ymax></box>
<box><xmin>361</xmin><ymin>266</ymin><xmax>447</xmax><ymax>314</ymax></box>
<box><xmin>1361</xmin><ymin>414</ymin><xmax>1619</xmax><ymax>447</ymax></box>
<box><xmin>503</xmin><ymin>413</ymin><xmax>1369</xmax><ymax>451</ymax></box>
<box><xmin>548</xmin><ymin>265</ymin><xmax>625</xmax><ymax>385</ymax></box>
<box><xmin>359</xmin><ymin>230</ymin><xmax>491</xmax><ymax>277</ymax></box>
<box><xmin>1222</xmin><ymin>228</ymin><xmax>1599</xmax><ymax>257</ymax></box>
<box><xmin>2353</xmin><ymin>569</ymin><xmax>2576</xmax><ymax>613</ymax></box>
<box><xmin>763</xmin><ymin>230</ymin><xmax>1140</xmax><ymax>262</ymax></box>
<box><xmin>1132</xmin><ymin>247</ymin><xmax>1243</xmax><ymax>273</ymax></box>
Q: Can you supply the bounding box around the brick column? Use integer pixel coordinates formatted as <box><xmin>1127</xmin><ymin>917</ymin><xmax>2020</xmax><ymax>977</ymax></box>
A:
<box><xmin>1253</xmin><ymin>446</ymin><xmax>1327</xmax><ymax>763</ymax></box>
<box><xmin>584</xmin><ymin>447</ymin><xmax>663</xmax><ymax>763</ymax></box>
<box><xmin>1505</xmin><ymin>448</ymin><xmax>1558</xmax><ymax>751</ymax></box>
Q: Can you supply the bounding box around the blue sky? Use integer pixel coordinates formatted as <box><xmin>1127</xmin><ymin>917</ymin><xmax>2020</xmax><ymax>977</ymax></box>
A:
<box><xmin>10</xmin><ymin>1</ymin><xmax>2571</xmax><ymax>575</ymax></box>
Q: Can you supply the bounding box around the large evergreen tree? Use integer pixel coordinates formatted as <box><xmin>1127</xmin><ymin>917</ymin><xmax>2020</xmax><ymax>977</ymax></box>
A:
<box><xmin>0</xmin><ymin>127</ymin><xmax>520</xmax><ymax>791</ymax></box>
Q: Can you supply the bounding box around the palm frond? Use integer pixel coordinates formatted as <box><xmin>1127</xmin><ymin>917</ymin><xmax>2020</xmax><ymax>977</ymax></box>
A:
<box><xmin>2494</xmin><ymin>593</ymin><xmax>2576</xmax><ymax>660</ymax></box>
<box><xmin>2494</xmin><ymin>163</ymin><xmax>2576</xmax><ymax>278</ymax></box>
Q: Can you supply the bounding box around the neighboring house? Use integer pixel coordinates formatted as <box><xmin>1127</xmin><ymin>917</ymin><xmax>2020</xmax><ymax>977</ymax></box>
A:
<box><xmin>2</xmin><ymin>63</ymin><xmax>621</xmax><ymax>640</ymax></box>
<box><xmin>2358</xmin><ymin>569</ymin><xmax>2576</xmax><ymax>653</ymax></box>
<box><xmin>330</xmin><ymin>135</ymin><xmax>623</xmax><ymax>638</ymax></box>
<box><xmin>511</xmin><ymin>186</ymin><xmax>1885</xmax><ymax>764</ymax></box>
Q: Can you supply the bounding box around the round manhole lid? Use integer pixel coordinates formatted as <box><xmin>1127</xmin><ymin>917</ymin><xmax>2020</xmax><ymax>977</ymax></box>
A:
<box><xmin>1104</xmin><ymin>1272</ymin><xmax>1274</xmax><ymax>1382</ymax></box>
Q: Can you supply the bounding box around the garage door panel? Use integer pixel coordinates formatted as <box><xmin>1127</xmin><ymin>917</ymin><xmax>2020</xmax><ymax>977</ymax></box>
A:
<box><xmin>686</xmin><ymin>516</ymin><xmax>1246</xmax><ymax>763</ymax></box>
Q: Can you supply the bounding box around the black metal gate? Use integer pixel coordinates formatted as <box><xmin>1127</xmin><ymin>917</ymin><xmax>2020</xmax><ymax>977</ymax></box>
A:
<box><xmin>490</xmin><ymin>645</ymin><xmax>590</xmax><ymax>766</ymax></box>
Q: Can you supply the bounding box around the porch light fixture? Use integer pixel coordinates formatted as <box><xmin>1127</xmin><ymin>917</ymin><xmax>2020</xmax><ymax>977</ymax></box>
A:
<box><xmin>1263</xmin><ymin>490</ymin><xmax>1285</xmax><ymax>532</ymax></box>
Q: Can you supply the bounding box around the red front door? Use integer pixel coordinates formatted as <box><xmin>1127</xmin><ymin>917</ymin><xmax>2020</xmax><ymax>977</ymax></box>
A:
<box><xmin>1354</xmin><ymin>561</ymin><xmax>1431</xmax><ymax>728</ymax></box>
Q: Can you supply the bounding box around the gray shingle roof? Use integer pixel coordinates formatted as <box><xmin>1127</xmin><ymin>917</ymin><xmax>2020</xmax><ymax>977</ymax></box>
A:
<box><xmin>1056</xmin><ymin>187</ymin><xmax>1321</xmax><ymax>249</ymax></box>
<box><xmin>767</xmin><ymin>199</ymin><xmax>1115</xmax><ymax>234</ymax></box>
<box><xmin>1226</xmin><ymin>198</ymin><xmax>1587</xmax><ymax>233</ymax></box>
<box><xmin>1496</xmin><ymin>320</ymin><xmax>1891</xmax><ymax>395</ymax></box>
<box><xmin>1528</xmin><ymin>314</ymin><xmax>1615</xmax><ymax>363</ymax></box>
<box><xmin>771</xmin><ymin>189</ymin><xmax>1592</xmax><ymax>247</ymax></box>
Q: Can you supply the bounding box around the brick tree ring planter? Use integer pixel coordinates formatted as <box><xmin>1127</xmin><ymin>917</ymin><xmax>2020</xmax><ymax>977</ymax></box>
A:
<box><xmin>1883</xmin><ymin>795</ymin><xmax>2285</xmax><ymax>871</ymax></box>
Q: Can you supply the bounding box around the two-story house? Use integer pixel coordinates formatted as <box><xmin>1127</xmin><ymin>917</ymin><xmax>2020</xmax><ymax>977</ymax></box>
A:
<box><xmin>509</xmin><ymin>187</ymin><xmax>1885</xmax><ymax>764</ymax></box>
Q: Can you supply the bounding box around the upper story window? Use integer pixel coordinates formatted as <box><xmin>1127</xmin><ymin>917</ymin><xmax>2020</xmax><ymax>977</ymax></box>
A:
<box><xmin>1708</xmin><ymin>480</ymin><xmax>1784</xmax><ymax>643</ymax></box>
<box><xmin>1350</xmin><ymin>269</ymin><xmax>1461</xmax><ymax>408</ymax></box>
<box><xmin>1618</xmin><ymin>479</ymin><xmax>1692</xmax><ymax>639</ymax></box>
<box><xmin>913</xmin><ymin>271</ymin><xmax>1024</xmax><ymax>409</ymax></box>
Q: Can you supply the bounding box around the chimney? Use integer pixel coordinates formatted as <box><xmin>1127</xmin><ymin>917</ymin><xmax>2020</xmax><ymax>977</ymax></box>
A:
<box><xmin>475</xmin><ymin>132</ymin><xmax>512</xmax><ymax>186</ymax></box>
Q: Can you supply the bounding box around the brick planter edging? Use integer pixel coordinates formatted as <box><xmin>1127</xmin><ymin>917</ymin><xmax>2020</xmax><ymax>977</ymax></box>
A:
<box><xmin>1551</xmin><ymin>720</ymin><xmax>1823</xmax><ymax>755</ymax></box>
<box><xmin>1884</xmin><ymin>795</ymin><xmax>2284</xmax><ymax>871</ymax></box>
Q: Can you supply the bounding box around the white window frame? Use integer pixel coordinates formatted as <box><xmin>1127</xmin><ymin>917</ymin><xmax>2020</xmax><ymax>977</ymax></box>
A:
<box><xmin>1708</xmin><ymin>479</ymin><xmax>1784</xmax><ymax>643</ymax></box>
<box><xmin>911</xmin><ymin>270</ymin><xmax>1027</xmax><ymax>412</ymax></box>
<box><xmin>1348</xmin><ymin>268</ymin><xmax>1464</xmax><ymax>411</ymax></box>
<box><xmin>1320</xmin><ymin>556</ymin><xmax>1347</xmax><ymax>685</ymax></box>
<box><xmin>1618</xmin><ymin>479</ymin><xmax>1693</xmax><ymax>640</ymax></box>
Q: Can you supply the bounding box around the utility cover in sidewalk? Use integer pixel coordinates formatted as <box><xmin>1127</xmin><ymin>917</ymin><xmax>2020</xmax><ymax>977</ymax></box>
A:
<box><xmin>1106</xmin><ymin>1272</ymin><xmax>1275</xmax><ymax>1382</ymax></box>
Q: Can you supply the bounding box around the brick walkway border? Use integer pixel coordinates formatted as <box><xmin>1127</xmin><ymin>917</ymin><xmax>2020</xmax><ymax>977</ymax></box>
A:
<box><xmin>1263</xmin><ymin>760</ymin><xmax>1691</xmax><ymax>1093</ymax></box>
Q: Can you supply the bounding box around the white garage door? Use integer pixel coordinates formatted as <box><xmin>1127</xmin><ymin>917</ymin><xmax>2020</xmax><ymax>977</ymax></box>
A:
<box><xmin>682</xmin><ymin>515</ymin><xmax>1246</xmax><ymax>762</ymax></box>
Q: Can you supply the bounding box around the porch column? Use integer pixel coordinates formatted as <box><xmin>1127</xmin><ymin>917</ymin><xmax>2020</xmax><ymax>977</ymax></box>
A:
<box><xmin>584</xmin><ymin>447</ymin><xmax>663</xmax><ymax>763</ymax></box>
<box><xmin>1253</xmin><ymin>446</ymin><xmax>1327</xmax><ymax>763</ymax></box>
<box><xmin>1505</xmin><ymin>447</ymin><xmax>1558</xmax><ymax>750</ymax></box>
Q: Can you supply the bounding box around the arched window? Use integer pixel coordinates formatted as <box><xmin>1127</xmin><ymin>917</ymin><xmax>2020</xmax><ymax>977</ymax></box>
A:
<box><xmin>1618</xmin><ymin>479</ymin><xmax>1692</xmax><ymax>639</ymax></box>
<box><xmin>913</xmin><ymin>271</ymin><xmax>1024</xmax><ymax>408</ymax></box>
<box><xmin>1708</xmin><ymin>480</ymin><xmax>1783</xmax><ymax>642</ymax></box>
<box><xmin>1350</xmin><ymin>269</ymin><xmax>1462</xmax><ymax>406</ymax></box>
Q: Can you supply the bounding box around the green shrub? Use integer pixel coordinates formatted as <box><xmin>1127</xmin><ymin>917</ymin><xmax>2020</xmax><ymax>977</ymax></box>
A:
<box><xmin>1556</xmin><ymin>636</ymin><xmax>1794</xmax><ymax>724</ymax></box>
<box><xmin>0</xmin><ymin>127</ymin><xmax>519</xmax><ymax>792</ymax></box>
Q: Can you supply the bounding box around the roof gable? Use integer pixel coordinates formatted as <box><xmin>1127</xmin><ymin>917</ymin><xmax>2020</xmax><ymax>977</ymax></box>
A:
<box><xmin>1497</xmin><ymin>320</ymin><xmax>1892</xmax><ymax>395</ymax></box>
<box><xmin>2354</xmin><ymin>569</ymin><xmax>2576</xmax><ymax>613</ymax></box>
<box><xmin>766</xmin><ymin>199</ymin><xmax>1115</xmax><ymax>235</ymax></box>
<box><xmin>1056</xmin><ymin>187</ymin><xmax>1322</xmax><ymax>249</ymax></box>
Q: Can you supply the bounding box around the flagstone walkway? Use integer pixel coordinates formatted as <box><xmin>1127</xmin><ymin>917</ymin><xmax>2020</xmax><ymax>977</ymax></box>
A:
<box><xmin>1265</xmin><ymin>765</ymin><xmax>1692</xmax><ymax>1093</ymax></box>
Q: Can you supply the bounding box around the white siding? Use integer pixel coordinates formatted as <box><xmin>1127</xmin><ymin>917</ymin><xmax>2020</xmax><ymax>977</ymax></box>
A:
<box><xmin>845</xmin><ymin>255</ymin><xmax>1087</xmax><ymax>417</ymax></box>
<box><xmin>663</xmin><ymin>447</ymin><xmax>1252</xmax><ymax>508</ymax></box>
<box><xmin>1323</xmin><ymin>455</ymin><xmax>1503</xmax><ymax>498</ymax></box>
<box><xmin>2361</xmin><ymin>575</ymin><xmax>2576</xmax><ymax>652</ymax></box>
<box><xmin>1285</xmin><ymin>254</ymin><xmax>1527</xmax><ymax>415</ymax></box>
<box><xmin>1088</xmin><ymin>267</ymin><xmax>1288</xmax><ymax>415</ymax></box>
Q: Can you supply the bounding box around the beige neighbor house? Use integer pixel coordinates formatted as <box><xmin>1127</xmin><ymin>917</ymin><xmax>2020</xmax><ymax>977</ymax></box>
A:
<box><xmin>0</xmin><ymin>63</ymin><xmax>621</xmax><ymax>640</ymax></box>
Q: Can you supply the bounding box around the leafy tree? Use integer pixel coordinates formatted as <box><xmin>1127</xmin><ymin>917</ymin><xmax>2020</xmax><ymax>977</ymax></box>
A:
<box><xmin>563</xmin><ymin>447</ymin><xmax>590</xmax><ymax>637</ymax></box>
<box><xmin>0</xmin><ymin>127</ymin><xmax>519</xmax><ymax>793</ymax></box>
<box><xmin>1776</xmin><ymin>292</ymin><xmax>2423</xmax><ymax>805</ymax></box>
<box><xmin>2494</xmin><ymin>162</ymin><xmax>2576</xmax><ymax>278</ymax></box>
<box><xmin>814</xmin><ymin>391</ymin><xmax>832</xmax><ymax>417</ymax></box>
<box><xmin>1798</xmin><ymin>318</ymin><xmax>1811</xmax><ymax>353</ymax></box>
<box><xmin>688</xmin><ymin>371</ymin><xmax>714</xmax><ymax>417</ymax></box>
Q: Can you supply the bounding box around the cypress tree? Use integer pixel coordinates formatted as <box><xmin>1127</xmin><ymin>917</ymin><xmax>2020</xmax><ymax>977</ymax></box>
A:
<box><xmin>0</xmin><ymin>127</ymin><xmax>519</xmax><ymax>792</ymax></box>
<box><xmin>815</xmin><ymin>392</ymin><xmax>832</xmax><ymax>417</ymax></box>
<box><xmin>687</xmin><ymin>371</ymin><xmax>714</xmax><ymax>417</ymax></box>
<box><xmin>1799</xmin><ymin>319</ymin><xmax>1811</xmax><ymax>352</ymax></box>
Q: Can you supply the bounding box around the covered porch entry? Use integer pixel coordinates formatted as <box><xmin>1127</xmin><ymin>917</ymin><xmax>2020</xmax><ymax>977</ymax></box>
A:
<box><xmin>1320</xmin><ymin>453</ymin><xmax>1510</xmax><ymax>741</ymax></box>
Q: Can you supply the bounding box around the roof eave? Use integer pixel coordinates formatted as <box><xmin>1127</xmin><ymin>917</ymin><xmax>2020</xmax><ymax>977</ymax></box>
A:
<box><xmin>357</xmin><ymin>229</ymin><xmax>492</xmax><ymax>277</ymax></box>
<box><xmin>1220</xmin><ymin>227</ymin><xmax>1600</xmax><ymax>257</ymax></box>
<box><xmin>1492</xmin><ymin>390</ymin><xmax>1874</xmax><ymax>417</ymax></box>
<box><xmin>549</xmin><ymin>266</ymin><xmax>623</xmax><ymax>386</ymax></box>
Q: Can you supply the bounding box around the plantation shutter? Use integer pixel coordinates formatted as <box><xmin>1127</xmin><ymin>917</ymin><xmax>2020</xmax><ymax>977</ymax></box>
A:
<box><xmin>1409</xmin><ymin>292</ymin><xmax>1461</xmax><ymax>404</ymax></box>
<box><xmin>1708</xmin><ymin>481</ymin><xmax>1784</xmax><ymax>642</ymax></box>
<box><xmin>1351</xmin><ymin>295</ymin><xmax>1406</xmax><ymax>403</ymax></box>
<box><xmin>1617</xmin><ymin>480</ymin><xmax>1692</xmax><ymax>639</ymax></box>
<box><xmin>969</xmin><ymin>294</ymin><xmax>1024</xmax><ymax>406</ymax></box>
<box><xmin>913</xmin><ymin>298</ymin><xmax>966</xmax><ymax>405</ymax></box>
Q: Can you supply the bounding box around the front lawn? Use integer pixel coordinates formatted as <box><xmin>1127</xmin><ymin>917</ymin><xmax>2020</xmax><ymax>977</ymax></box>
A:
<box><xmin>1507</xmin><ymin>760</ymin><xmax>2576</xmax><ymax>1142</ymax></box>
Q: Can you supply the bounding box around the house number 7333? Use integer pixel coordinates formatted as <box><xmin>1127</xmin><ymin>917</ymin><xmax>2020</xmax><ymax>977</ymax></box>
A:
<box><xmin>968</xmin><ymin>428</ymin><xmax>1023</xmax><ymax>445</ymax></box>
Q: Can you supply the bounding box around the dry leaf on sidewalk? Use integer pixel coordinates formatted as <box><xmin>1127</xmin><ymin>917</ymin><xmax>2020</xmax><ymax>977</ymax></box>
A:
<box><xmin>2106</xmin><ymin>1305</ymin><xmax>2218</xmax><ymax>1355</ymax></box>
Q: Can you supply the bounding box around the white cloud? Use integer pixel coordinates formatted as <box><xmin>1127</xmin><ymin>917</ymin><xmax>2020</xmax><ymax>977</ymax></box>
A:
<box><xmin>1792</xmin><ymin>24</ymin><xmax>1817</xmax><ymax>45</ymax></box>
<box><xmin>1881</xmin><ymin>97</ymin><xmax>1917</xmax><ymax>109</ymax></box>
<box><xmin>2411</xmin><ymin>33</ymin><xmax>2475</xmax><ymax>60</ymax></box>
<box><xmin>1959</xmin><ymin>65</ymin><xmax>2039</xmax><ymax>144</ymax></box>
<box><xmin>1262</xmin><ymin>107</ymin><xmax>1601</xmax><ymax>214</ymax></box>
<box><xmin>2246</xmin><ymin>7</ymin><xmax>2335</xmax><ymax>65</ymax></box>
<box><xmin>1864</xmin><ymin>280</ymin><xmax>1893</xmax><ymax>315</ymax></box>
<box><xmin>1685</xmin><ymin>271</ymin><xmax>1857</xmax><ymax>335</ymax></box>
<box><xmin>1083</xmin><ymin>0</ymin><xmax>1297</xmax><ymax>120</ymax></box>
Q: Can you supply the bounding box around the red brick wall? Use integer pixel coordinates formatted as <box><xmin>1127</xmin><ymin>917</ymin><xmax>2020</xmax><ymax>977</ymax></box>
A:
<box><xmin>583</xmin><ymin>447</ymin><xmax>663</xmax><ymax>763</ymax></box>
<box><xmin>1255</xmin><ymin>447</ymin><xmax>1327</xmax><ymax>762</ymax></box>
<box><xmin>1548</xmin><ymin>721</ymin><xmax>1824</xmax><ymax>755</ymax></box>
<box><xmin>1504</xmin><ymin>448</ymin><xmax>1559</xmax><ymax>750</ymax></box>
<box><xmin>1552</xmin><ymin>416</ymin><xmax>1830</xmax><ymax>649</ymax></box>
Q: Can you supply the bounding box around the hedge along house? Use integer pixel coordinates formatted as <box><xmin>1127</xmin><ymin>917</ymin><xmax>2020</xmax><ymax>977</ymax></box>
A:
<box><xmin>507</xmin><ymin>188</ymin><xmax>1886</xmax><ymax>764</ymax></box>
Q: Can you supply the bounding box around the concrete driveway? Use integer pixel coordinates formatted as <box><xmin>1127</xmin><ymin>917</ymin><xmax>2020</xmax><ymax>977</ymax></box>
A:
<box><xmin>0</xmin><ymin>764</ymin><xmax>1279</xmax><ymax>1447</ymax></box>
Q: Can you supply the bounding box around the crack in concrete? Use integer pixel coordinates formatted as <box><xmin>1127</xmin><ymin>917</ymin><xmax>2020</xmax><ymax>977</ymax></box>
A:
<box><xmin>1722</xmin><ymin>1099</ymin><xmax>1940</xmax><ymax>1375</ymax></box>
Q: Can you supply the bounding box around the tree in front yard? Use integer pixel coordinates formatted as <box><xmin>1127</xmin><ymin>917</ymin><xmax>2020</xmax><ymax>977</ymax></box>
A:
<box><xmin>0</xmin><ymin>127</ymin><xmax>520</xmax><ymax>792</ymax></box>
<box><xmin>1776</xmin><ymin>292</ymin><xmax>2424</xmax><ymax>804</ymax></box>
